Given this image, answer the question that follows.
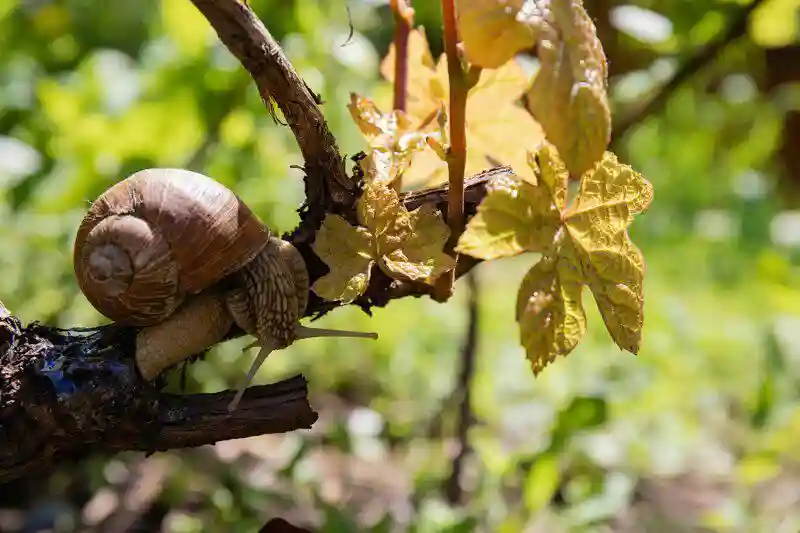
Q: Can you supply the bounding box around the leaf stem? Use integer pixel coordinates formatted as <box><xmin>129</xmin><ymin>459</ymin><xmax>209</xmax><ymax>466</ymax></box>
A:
<box><xmin>390</xmin><ymin>0</ymin><xmax>414</xmax><ymax>192</ymax></box>
<box><xmin>390</xmin><ymin>0</ymin><xmax>414</xmax><ymax>113</ymax></box>
<box><xmin>435</xmin><ymin>0</ymin><xmax>469</xmax><ymax>300</ymax></box>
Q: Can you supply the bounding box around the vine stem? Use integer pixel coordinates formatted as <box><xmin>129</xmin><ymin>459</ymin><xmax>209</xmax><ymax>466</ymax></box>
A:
<box><xmin>390</xmin><ymin>0</ymin><xmax>413</xmax><ymax>113</ymax></box>
<box><xmin>390</xmin><ymin>0</ymin><xmax>414</xmax><ymax>192</ymax></box>
<box><xmin>435</xmin><ymin>0</ymin><xmax>469</xmax><ymax>301</ymax></box>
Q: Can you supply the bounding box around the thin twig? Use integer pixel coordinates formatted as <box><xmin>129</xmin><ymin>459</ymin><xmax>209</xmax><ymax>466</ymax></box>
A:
<box><xmin>390</xmin><ymin>0</ymin><xmax>414</xmax><ymax>113</ymax></box>
<box><xmin>612</xmin><ymin>0</ymin><xmax>767</xmax><ymax>143</ymax></box>
<box><xmin>445</xmin><ymin>270</ymin><xmax>479</xmax><ymax>505</ymax></box>
<box><xmin>389</xmin><ymin>0</ymin><xmax>414</xmax><ymax>192</ymax></box>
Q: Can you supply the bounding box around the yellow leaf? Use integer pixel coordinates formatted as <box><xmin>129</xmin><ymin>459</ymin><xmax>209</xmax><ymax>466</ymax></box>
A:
<box><xmin>563</xmin><ymin>152</ymin><xmax>653</xmax><ymax>353</ymax></box>
<box><xmin>526</xmin><ymin>0</ymin><xmax>611</xmax><ymax>178</ymax></box>
<box><xmin>460</xmin><ymin>142</ymin><xmax>651</xmax><ymax>369</ymax></box>
<box><xmin>455</xmin><ymin>170</ymin><xmax>561</xmax><ymax>260</ymax></box>
<box><xmin>516</xmin><ymin>254</ymin><xmax>586</xmax><ymax>374</ymax></box>
<box><xmin>382</xmin><ymin>28</ymin><xmax>543</xmax><ymax>187</ymax></box>
<box><xmin>456</xmin><ymin>0</ymin><xmax>540</xmax><ymax>68</ymax></box>
<box><xmin>348</xmin><ymin>94</ymin><xmax>444</xmax><ymax>186</ymax></box>
<box><xmin>565</xmin><ymin>151</ymin><xmax>654</xmax><ymax>219</ymax></box>
<box><xmin>357</xmin><ymin>182</ymin><xmax>412</xmax><ymax>254</ymax></box>
<box><xmin>529</xmin><ymin>142</ymin><xmax>568</xmax><ymax>209</ymax></box>
<box><xmin>311</xmin><ymin>215</ymin><xmax>375</xmax><ymax>304</ymax></box>
<box><xmin>381</xmin><ymin>204</ymin><xmax>456</xmax><ymax>282</ymax></box>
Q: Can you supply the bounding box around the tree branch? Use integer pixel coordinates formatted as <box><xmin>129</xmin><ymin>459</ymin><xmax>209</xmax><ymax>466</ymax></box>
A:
<box><xmin>0</xmin><ymin>166</ymin><xmax>507</xmax><ymax>484</ymax></box>
<box><xmin>185</xmin><ymin>0</ymin><xmax>507</xmax><ymax>313</ymax></box>
<box><xmin>301</xmin><ymin>166</ymin><xmax>509</xmax><ymax>318</ymax></box>
<box><xmin>0</xmin><ymin>1</ymin><xmax>519</xmax><ymax>483</ymax></box>
<box><xmin>189</xmin><ymin>0</ymin><xmax>357</xmax><ymax>241</ymax></box>
<box><xmin>612</xmin><ymin>0</ymin><xmax>766</xmax><ymax>143</ymax></box>
<box><xmin>0</xmin><ymin>315</ymin><xmax>317</xmax><ymax>484</ymax></box>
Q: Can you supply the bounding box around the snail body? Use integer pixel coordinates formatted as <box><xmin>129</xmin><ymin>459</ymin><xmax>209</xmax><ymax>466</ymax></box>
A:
<box><xmin>74</xmin><ymin>168</ymin><xmax>377</xmax><ymax>411</ymax></box>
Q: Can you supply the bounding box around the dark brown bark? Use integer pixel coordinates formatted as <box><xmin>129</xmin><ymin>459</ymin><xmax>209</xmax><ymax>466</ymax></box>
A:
<box><xmin>0</xmin><ymin>166</ymin><xmax>507</xmax><ymax>484</ymax></box>
<box><xmin>0</xmin><ymin>0</ymin><xmax>515</xmax><ymax>484</ymax></box>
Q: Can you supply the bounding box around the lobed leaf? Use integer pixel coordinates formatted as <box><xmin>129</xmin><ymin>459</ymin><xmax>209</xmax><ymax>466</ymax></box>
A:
<box><xmin>348</xmin><ymin>94</ymin><xmax>444</xmax><ymax>187</ymax></box>
<box><xmin>311</xmin><ymin>215</ymin><xmax>375</xmax><ymax>304</ymax></box>
<box><xmin>525</xmin><ymin>0</ymin><xmax>611</xmax><ymax>178</ymax></box>
<box><xmin>458</xmin><ymin>142</ymin><xmax>652</xmax><ymax>371</ymax></box>
<box><xmin>357</xmin><ymin>182</ymin><xmax>412</xmax><ymax>253</ymax></box>
<box><xmin>456</xmin><ymin>0</ymin><xmax>540</xmax><ymax>69</ymax></box>
<box><xmin>381</xmin><ymin>204</ymin><xmax>456</xmax><ymax>282</ymax></box>
<box><xmin>563</xmin><ymin>152</ymin><xmax>653</xmax><ymax>353</ymax></box>
<box><xmin>455</xmin><ymin>171</ymin><xmax>561</xmax><ymax>260</ymax></box>
<box><xmin>516</xmin><ymin>253</ymin><xmax>586</xmax><ymax>374</ymax></box>
<box><xmin>381</xmin><ymin>28</ymin><xmax>543</xmax><ymax>188</ymax></box>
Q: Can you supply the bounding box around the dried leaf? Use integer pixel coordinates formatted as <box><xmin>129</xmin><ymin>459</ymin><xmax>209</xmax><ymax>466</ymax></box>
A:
<box><xmin>457</xmin><ymin>0</ymin><xmax>540</xmax><ymax>68</ymax></box>
<box><xmin>381</xmin><ymin>204</ymin><xmax>456</xmax><ymax>282</ymax></box>
<box><xmin>563</xmin><ymin>152</ymin><xmax>653</xmax><ymax>353</ymax></box>
<box><xmin>381</xmin><ymin>28</ymin><xmax>543</xmax><ymax>187</ymax></box>
<box><xmin>516</xmin><ymin>253</ymin><xmax>586</xmax><ymax>374</ymax></box>
<box><xmin>311</xmin><ymin>215</ymin><xmax>375</xmax><ymax>304</ymax></box>
<box><xmin>526</xmin><ymin>0</ymin><xmax>610</xmax><ymax>178</ymax></box>
<box><xmin>455</xmin><ymin>171</ymin><xmax>561</xmax><ymax>260</ymax></box>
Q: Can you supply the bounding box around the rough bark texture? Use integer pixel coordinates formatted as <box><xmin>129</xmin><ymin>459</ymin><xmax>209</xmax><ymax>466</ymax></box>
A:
<box><xmin>0</xmin><ymin>314</ymin><xmax>317</xmax><ymax>484</ymax></box>
<box><xmin>0</xmin><ymin>0</ymin><xmax>513</xmax><ymax>483</ymax></box>
<box><xmin>189</xmin><ymin>0</ymin><xmax>356</xmax><ymax>243</ymax></box>
<box><xmin>0</xmin><ymin>168</ymin><xmax>506</xmax><ymax>483</ymax></box>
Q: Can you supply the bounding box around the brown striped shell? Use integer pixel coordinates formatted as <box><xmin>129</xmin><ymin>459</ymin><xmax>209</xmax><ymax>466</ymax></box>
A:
<box><xmin>73</xmin><ymin>168</ymin><xmax>270</xmax><ymax>326</ymax></box>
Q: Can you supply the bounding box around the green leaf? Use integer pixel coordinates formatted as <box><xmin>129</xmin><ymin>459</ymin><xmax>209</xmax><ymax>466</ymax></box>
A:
<box><xmin>455</xmin><ymin>172</ymin><xmax>562</xmax><ymax>260</ymax></box>
<box><xmin>550</xmin><ymin>395</ymin><xmax>608</xmax><ymax>452</ymax></box>
<box><xmin>311</xmin><ymin>214</ymin><xmax>375</xmax><ymax>304</ymax></box>
<box><xmin>523</xmin><ymin>451</ymin><xmax>561</xmax><ymax>513</ymax></box>
<box><xmin>381</xmin><ymin>204</ymin><xmax>456</xmax><ymax>282</ymax></box>
<box><xmin>516</xmin><ymin>253</ymin><xmax>587</xmax><ymax>374</ymax></box>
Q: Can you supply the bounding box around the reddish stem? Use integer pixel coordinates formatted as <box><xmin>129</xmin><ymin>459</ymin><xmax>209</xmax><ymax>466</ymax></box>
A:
<box><xmin>390</xmin><ymin>0</ymin><xmax>414</xmax><ymax>113</ymax></box>
<box><xmin>434</xmin><ymin>0</ymin><xmax>468</xmax><ymax>300</ymax></box>
<box><xmin>442</xmin><ymin>0</ymin><xmax>466</xmax><ymax>239</ymax></box>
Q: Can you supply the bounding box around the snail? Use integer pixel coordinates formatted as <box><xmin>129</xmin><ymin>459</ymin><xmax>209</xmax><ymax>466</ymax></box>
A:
<box><xmin>74</xmin><ymin>168</ymin><xmax>377</xmax><ymax>411</ymax></box>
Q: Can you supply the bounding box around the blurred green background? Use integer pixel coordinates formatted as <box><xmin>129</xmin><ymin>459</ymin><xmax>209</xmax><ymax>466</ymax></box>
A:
<box><xmin>2</xmin><ymin>0</ymin><xmax>800</xmax><ymax>531</ymax></box>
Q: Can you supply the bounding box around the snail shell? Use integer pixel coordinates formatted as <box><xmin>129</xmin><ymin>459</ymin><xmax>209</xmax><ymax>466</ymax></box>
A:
<box><xmin>73</xmin><ymin>168</ymin><xmax>269</xmax><ymax>326</ymax></box>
